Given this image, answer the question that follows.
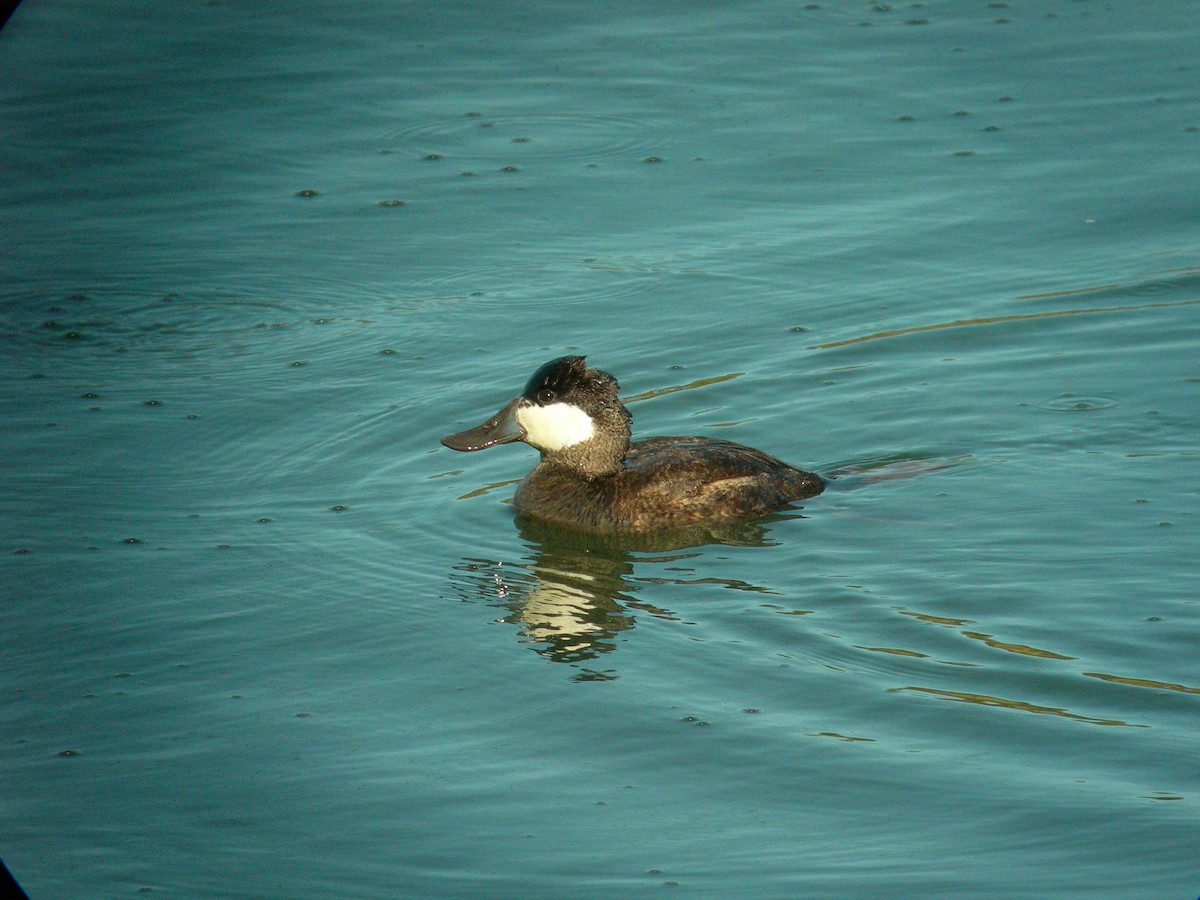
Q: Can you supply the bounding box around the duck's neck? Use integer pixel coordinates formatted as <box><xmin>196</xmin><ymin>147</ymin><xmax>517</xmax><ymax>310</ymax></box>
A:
<box><xmin>542</xmin><ymin>402</ymin><xmax>631</xmax><ymax>479</ymax></box>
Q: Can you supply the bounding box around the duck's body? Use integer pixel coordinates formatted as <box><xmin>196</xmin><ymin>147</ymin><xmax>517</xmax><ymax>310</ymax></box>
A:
<box><xmin>514</xmin><ymin>436</ymin><xmax>822</xmax><ymax>530</ymax></box>
<box><xmin>441</xmin><ymin>356</ymin><xmax>823</xmax><ymax>532</ymax></box>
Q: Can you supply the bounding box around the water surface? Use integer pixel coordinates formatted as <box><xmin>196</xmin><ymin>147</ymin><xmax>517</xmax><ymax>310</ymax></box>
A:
<box><xmin>2</xmin><ymin>1</ymin><xmax>1198</xmax><ymax>897</ymax></box>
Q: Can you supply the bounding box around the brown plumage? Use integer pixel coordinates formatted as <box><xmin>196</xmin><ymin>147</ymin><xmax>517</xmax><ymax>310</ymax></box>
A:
<box><xmin>441</xmin><ymin>356</ymin><xmax>823</xmax><ymax>532</ymax></box>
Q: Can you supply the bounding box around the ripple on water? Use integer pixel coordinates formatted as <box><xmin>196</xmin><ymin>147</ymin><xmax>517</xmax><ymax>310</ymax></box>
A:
<box><xmin>0</xmin><ymin>286</ymin><xmax>295</xmax><ymax>359</ymax></box>
<box><xmin>1014</xmin><ymin>266</ymin><xmax>1200</xmax><ymax>304</ymax></box>
<box><xmin>1037</xmin><ymin>395</ymin><xmax>1118</xmax><ymax>412</ymax></box>
<box><xmin>0</xmin><ymin>277</ymin><xmax>453</xmax><ymax>374</ymax></box>
<box><xmin>379</xmin><ymin>111</ymin><xmax>668</xmax><ymax>164</ymax></box>
<box><xmin>392</xmin><ymin>256</ymin><xmax>667</xmax><ymax>312</ymax></box>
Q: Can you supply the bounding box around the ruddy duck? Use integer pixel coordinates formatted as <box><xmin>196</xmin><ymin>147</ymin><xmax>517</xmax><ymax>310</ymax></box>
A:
<box><xmin>440</xmin><ymin>356</ymin><xmax>824</xmax><ymax>531</ymax></box>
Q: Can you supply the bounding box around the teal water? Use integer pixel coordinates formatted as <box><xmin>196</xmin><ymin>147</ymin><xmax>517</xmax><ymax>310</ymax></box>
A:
<box><xmin>2</xmin><ymin>1</ymin><xmax>1198</xmax><ymax>897</ymax></box>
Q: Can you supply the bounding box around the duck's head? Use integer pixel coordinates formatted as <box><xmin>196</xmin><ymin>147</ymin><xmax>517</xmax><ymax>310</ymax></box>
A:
<box><xmin>440</xmin><ymin>356</ymin><xmax>631</xmax><ymax>476</ymax></box>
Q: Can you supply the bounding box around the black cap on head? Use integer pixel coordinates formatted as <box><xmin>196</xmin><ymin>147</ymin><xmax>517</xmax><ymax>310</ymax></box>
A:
<box><xmin>521</xmin><ymin>355</ymin><xmax>591</xmax><ymax>405</ymax></box>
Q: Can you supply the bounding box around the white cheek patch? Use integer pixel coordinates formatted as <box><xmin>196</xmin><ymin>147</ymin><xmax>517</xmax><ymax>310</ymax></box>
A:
<box><xmin>516</xmin><ymin>402</ymin><xmax>595</xmax><ymax>452</ymax></box>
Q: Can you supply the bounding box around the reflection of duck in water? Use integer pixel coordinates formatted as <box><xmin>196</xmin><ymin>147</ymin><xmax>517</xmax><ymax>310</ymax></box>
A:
<box><xmin>441</xmin><ymin>356</ymin><xmax>824</xmax><ymax>531</ymax></box>
<box><xmin>445</xmin><ymin>516</ymin><xmax>786</xmax><ymax>678</ymax></box>
<box><xmin>445</xmin><ymin>527</ymin><xmax>642</xmax><ymax>674</ymax></box>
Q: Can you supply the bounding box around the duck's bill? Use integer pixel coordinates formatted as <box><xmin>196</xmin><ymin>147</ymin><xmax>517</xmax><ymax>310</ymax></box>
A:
<box><xmin>440</xmin><ymin>397</ymin><xmax>526</xmax><ymax>451</ymax></box>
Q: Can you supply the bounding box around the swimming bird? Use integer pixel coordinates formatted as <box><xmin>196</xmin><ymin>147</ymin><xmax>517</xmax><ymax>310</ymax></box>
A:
<box><xmin>440</xmin><ymin>356</ymin><xmax>823</xmax><ymax>531</ymax></box>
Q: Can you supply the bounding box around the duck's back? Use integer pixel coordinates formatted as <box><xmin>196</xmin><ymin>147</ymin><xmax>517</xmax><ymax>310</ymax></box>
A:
<box><xmin>618</xmin><ymin>437</ymin><xmax>823</xmax><ymax>525</ymax></box>
<box><xmin>515</xmin><ymin>436</ymin><xmax>824</xmax><ymax>531</ymax></box>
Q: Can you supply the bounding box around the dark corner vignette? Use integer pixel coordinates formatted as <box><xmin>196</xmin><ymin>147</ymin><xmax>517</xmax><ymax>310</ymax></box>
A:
<box><xmin>1</xmin><ymin>1</ymin><xmax>25</xmax><ymax>32</ymax></box>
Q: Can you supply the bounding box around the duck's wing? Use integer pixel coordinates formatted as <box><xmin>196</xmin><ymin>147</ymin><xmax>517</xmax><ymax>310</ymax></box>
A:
<box><xmin>616</xmin><ymin>437</ymin><xmax>823</xmax><ymax>525</ymax></box>
<box><xmin>624</xmin><ymin>437</ymin><xmax>805</xmax><ymax>478</ymax></box>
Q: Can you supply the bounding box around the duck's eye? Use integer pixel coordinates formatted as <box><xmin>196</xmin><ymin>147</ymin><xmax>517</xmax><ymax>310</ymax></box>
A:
<box><xmin>536</xmin><ymin>388</ymin><xmax>556</xmax><ymax>405</ymax></box>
